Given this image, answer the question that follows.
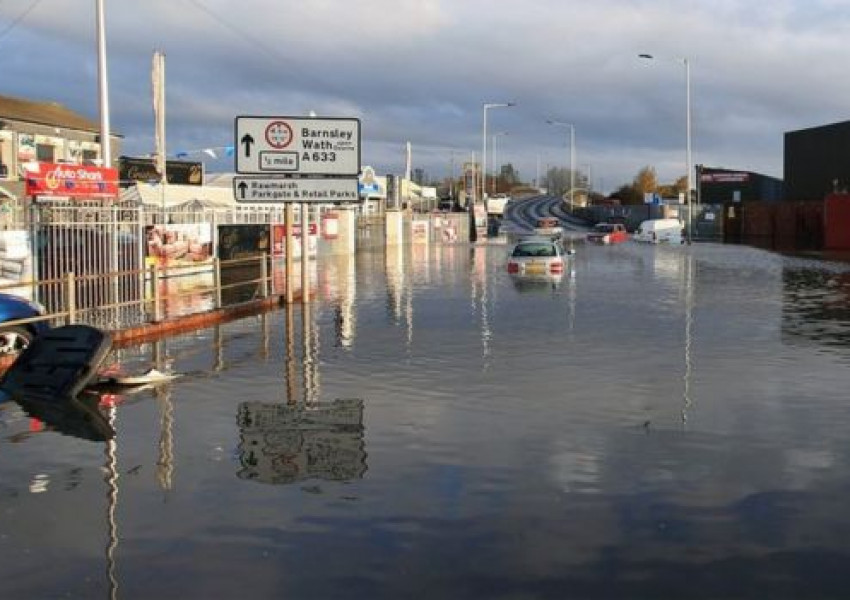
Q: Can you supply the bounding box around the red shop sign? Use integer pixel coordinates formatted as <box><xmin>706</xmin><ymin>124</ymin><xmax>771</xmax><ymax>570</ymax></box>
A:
<box><xmin>25</xmin><ymin>162</ymin><xmax>119</xmax><ymax>198</ymax></box>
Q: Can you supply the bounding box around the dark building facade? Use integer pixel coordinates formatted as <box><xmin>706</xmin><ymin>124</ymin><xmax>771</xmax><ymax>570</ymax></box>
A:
<box><xmin>784</xmin><ymin>120</ymin><xmax>850</xmax><ymax>201</ymax></box>
<box><xmin>698</xmin><ymin>166</ymin><xmax>783</xmax><ymax>204</ymax></box>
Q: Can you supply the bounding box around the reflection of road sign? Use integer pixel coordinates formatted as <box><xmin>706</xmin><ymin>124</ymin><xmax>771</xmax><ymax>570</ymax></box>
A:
<box><xmin>235</xmin><ymin>116</ymin><xmax>360</xmax><ymax>175</ymax></box>
<box><xmin>233</xmin><ymin>177</ymin><xmax>359</xmax><ymax>203</ymax></box>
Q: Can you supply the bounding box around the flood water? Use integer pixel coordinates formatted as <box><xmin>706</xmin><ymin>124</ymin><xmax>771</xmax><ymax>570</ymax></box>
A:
<box><xmin>3</xmin><ymin>238</ymin><xmax>850</xmax><ymax>599</ymax></box>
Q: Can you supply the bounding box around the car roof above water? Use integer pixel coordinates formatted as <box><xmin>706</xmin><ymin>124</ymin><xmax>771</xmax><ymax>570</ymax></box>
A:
<box><xmin>516</xmin><ymin>235</ymin><xmax>561</xmax><ymax>244</ymax></box>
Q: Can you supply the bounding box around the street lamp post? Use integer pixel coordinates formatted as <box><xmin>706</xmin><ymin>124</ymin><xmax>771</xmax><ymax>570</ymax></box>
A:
<box><xmin>639</xmin><ymin>53</ymin><xmax>692</xmax><ymax>244</ymax></box>
<box><xmin>482</xmin><ymin>102</ymin><xmax>515</xmax><ymax>204</ymax></box>
<box><xmin>546</xmin><ymin>120</ymin><xmax>575</xmax><ymax>209</ymax></box>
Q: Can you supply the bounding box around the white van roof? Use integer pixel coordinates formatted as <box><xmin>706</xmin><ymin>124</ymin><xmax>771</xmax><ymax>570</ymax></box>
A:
<box><xmin>639</xmin><ymin>218</ymin><xmax>681</xmax><ymax>227</ymax></box>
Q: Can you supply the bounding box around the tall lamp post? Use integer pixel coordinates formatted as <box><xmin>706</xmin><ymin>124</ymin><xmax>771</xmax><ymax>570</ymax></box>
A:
<box><xmin>546</xmin><ymin>120</ymin><xmax>575</xmax><ymax>209</ymax></box>
<box><xmin>482</xmin><ymin>102</ymin><xmax>515</xmax><ymax>203</ymax></box>
<box><xmin>639</xmin><ymin>53</ymin><xmax>692</xmax><ymax>244</ymax></box>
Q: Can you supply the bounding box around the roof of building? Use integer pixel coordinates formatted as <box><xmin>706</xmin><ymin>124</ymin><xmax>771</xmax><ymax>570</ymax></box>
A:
<box><xmin>121</xmin><ymin>182</ymin><xmax>239</xmax><ymax>209</ymax></box>
<box><xmin>0</xmin><ymin>94</ymin><xmax>109</xmax><ymax>134</ymax></box>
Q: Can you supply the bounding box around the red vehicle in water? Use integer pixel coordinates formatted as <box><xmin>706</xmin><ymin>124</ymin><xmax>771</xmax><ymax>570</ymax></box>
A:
<box><xmin>586</xmin><ymin>223</ymin><xmax>628</xmax><ymax>244</ymax></box>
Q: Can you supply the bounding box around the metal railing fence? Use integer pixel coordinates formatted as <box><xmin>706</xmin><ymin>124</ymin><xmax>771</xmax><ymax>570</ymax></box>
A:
<box><xmin>0</xmin><ymin>254</ymin><xmax>280</xmax><ymax>334</ymax></box>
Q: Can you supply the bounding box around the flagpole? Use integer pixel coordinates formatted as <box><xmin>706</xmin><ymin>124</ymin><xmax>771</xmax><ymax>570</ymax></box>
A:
<box><xmin>152</xmin><ymin>50</ymin><xmax>166</xmax><ymax>219</ymax></box>
<box><xmin>95</xmin><ymin>0</ymin><xmax>111</xmax><ymax>167</ymax></box>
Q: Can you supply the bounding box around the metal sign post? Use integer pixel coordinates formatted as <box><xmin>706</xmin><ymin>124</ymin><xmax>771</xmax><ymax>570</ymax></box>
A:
<box><xmin>285</xmin><ymin>203</ymin><xmax>294</xmax><ymax>305</ymax></box>
<box><xmin>301</xmin><ymin>203</ymin><xmax>310</xmax><ymax>304</ymax></box>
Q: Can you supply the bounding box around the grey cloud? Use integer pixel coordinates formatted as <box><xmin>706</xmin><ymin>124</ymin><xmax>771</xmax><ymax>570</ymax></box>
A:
<box><xmin>0</xmin><ymin>0</ymin><xmax>841</xmax><ymax>191</ymax></box>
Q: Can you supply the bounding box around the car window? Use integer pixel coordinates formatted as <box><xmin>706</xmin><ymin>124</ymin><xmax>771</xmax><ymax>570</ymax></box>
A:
<box><xmin>513</xmin><ymin>243</ymin><xmax>556</xmax><ymax>257</ymax></box>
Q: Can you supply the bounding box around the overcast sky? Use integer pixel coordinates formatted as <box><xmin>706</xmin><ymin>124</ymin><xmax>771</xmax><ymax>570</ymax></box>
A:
<box><xmin>1</xmin><ymin>0</ymin><xmax>848</xmax><ymax>192</ymax></box>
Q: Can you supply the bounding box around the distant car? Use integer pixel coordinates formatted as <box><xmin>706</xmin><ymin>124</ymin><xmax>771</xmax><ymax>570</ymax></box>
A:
<box><xmin>587</xmin><ymin>223</ymin><xmax>629</xmax><ymax>244</ymax></box>
<box><xmin>0</xmin><ymin>293</ymin><xmax>50</xmax><ymax>355</ymax></box>
<box><xmin>507</xmin><ymin>236</ymin><xmax>574</xmax><ymax>279</ymax></box>
<box><xmin>533</xmin><ymin>217</ymin><xmax>563</xmax><ymax>240</ymax></box>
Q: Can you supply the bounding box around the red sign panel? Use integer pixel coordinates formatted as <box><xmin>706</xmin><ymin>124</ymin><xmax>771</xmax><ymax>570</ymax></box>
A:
<box><xmin>25</xmin><ymin>162</ymin><xmax>120</xmax><ymax>198</ymax></box>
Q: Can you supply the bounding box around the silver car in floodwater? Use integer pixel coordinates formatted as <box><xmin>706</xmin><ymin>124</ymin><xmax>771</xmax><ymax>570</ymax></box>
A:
<box><xmin>506</xmin><ymin>236</ymin><xmax>574</xmax><ymax>281</ymax></box>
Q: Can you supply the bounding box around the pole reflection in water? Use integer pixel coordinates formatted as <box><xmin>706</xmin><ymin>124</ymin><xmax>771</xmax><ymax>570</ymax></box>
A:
<box><xmin>322</xmin><ymin>253</ymin><xmax>358</xmax><ymax>349</ymax></box>
<box><xmin>156</xmin><ymin>383</ymin><xmax>175</xmax><ymax>492</ymax></box>
<box><xmin>260</xmin><ymin>312</ymin><xmax>270</xmax><ymax>360</ymax></box>
<box><xmin>682</xmin><ymin>252</ymin><xmax>695</xmax><ymax>426</ymax></box>
<box><xmin>301</xmin><ymin>303</ymin><xmax>321</xmax><ymax>406</ymax></box>
<box><xmin>406</xmin><ymin>253</ymin><xmax>414</xmax><ymax>356</ymax></box>
<box><xmin>152</xmin><ymin>339</ymin><xmax>175</xmax><ymax>492</ymax></box>
<box><xmin>285</xmin><ymin>302</ymin><xmax>297</xmax><ymax>405</ymax></box>
<box><xmin>567</xmin><ymin>264</ymin><xmax>577</xmax><ymax>333</ymax></box>
<box><xmin>104</xmin><ymin>407</ymin><xmax>119</xmax><ymax>600</ymax></box>
<box><xmin>386</xmin><ymin>241</ymin><xmax>405</xmax><ymax>325</ymax></box>
<box><xmin>213</xmin><ymin>324</ymin><xmax>224</xmax><ymax>372</ymax></box>
<box><xmin>335</xmin><ymin>254</ymin><xmax>357</xmax><ymax>349</ymax></box>
<box><xmin>471</xmin><ymin>245</ymin><xmax>492</xmax><ymax>367</ymax></box>
<box><xmin>9</xmin><ymin>385</ymin><xmax>122</xmax><ymax>597</ymax></box>
<box><xmin>310</xmin><ymin>304</ymin><xmax>321</xmax><ymax>404</ymax></box>
<box><xmin>237</xmin><ymin>278</ymin><xmax>366</xmax><ymax>484</ymax></box>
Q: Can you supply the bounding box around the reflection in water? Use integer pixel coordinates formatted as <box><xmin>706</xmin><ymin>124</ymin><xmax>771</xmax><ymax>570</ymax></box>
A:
<box><xmin>566</xmin><ymin>266</ymin><xmax>577</xmax><ymax>332</ymax></box>
<box><xmin>327</xmin><ymin>255</ymin><xmax>356</xmax><ymax>349</ymax></box>
<box><xmin>214</xmin><ymin>324</ymin><xmax>224</xmax><ymax>372</ymax></box>
<box><xmin>301</xmin><ymin>303</ymin><xmax>321</xmax><ymax>405</ymax></box>
<box><xmin>386</xmin><ymin>243</ymin><xmax>416</xmax><ymax>354</ymax></box>
<box><xmin>510</xmin><ymin>273</ymin><xmax>563</xmax><ymax>295</ymax></box>
<box><xmin>472</xmin><ymin>246</ymin><xmax>492</xmax><ymax>366</ymax></box>
<box><xmin>386</xmin><ymin>242</ymin><xmax>405</xmax><ymax>325</ymax></box>
<box><xmin>260</xmin><ymin>312</ymin><xmax>270</xmax><ymax>359</ymax></box>
<box><xmin>13</xmin><ymin>242</ymin><xmax>850</xmax><ymax>598</ymax></box>
<box><xmin>681</xmin><ymin>253</ymin><xmax>695</xmax><ymax>426</ymax></box>
<box><xmin>156</xmin><ymin>384</ymin><xmax>175</xmax><ymax>492</ymax></box>
<box><xmin>236</xmin><ymin>398</ymin><xmax>366</xmax><ymax>484</ymax></box>
<box><xmin>104</xmin><ymin>408</ymin><xmax>119</xmax><ymax>600</ymax></box>
<box><xmin>285</xmin><ymin>302</ymin><xmax>297</xmax><ymax>404</ymax></box>
<box><xmin>158</xmin><ymin>270</ymin><xmax>216</xmax><ymax>319</ymax></box>
<box><xmin>782</xmin><ymin>267</ymin><xmax>850</xmax><ymax>353</ymax></box>
<box><xmin>151</xmin><ymin>339</ymin><xmax>176</xmax><ymax>492</ymax></box>
<box><xmin>11</xmin><ymin>391</ymin><xmax>115</xmax><ymax>442</ymax></box>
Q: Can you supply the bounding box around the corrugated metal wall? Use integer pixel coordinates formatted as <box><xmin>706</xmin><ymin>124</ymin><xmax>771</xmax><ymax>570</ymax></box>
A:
<box><xmin>729</xmin><ymin>201</ymin><xmax>824</xmax><ymax>250</ymax></box>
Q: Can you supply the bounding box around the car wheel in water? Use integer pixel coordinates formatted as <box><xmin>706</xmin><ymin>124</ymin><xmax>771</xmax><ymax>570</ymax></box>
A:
<box><xmin>0</xmin><ymin>326</ymin><xmax>33</xmax><ymax>355</ymax></box>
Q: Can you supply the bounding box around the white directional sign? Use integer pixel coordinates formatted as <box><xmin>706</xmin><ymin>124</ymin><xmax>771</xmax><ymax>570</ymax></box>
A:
<box><xmin>232</xmin><ymin>177</ymin><xmax>359</xmax><ymax>203</ymax></box>
<box><xmin>235</xmin><ymin>116</ymin><xmax>361</xmax><ymax>176</ymax></box>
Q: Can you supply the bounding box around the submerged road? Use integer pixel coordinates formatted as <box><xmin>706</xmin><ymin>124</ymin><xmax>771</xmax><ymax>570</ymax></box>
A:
<box><xmin>6</xmin><ymin>222</ymin><xmax>850</xmax><ymax>598</ymax></box>
<box><xmin>503</xmin><ymin>194</ymin><xmax>590</xmax><ymax>237</ymax></box>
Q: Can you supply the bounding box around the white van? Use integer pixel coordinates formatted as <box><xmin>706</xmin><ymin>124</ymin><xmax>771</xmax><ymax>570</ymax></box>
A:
<box><xmin>633</xmin><ymin>218</ymin><xmax>684</xmax><ymax>244</ymax></box>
